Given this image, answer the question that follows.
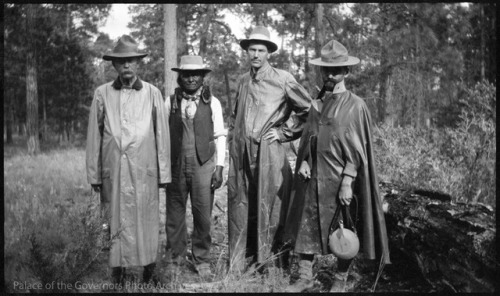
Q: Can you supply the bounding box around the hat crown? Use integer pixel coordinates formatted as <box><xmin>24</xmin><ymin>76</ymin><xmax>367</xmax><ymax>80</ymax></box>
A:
<box><xmin>179</xmin><ymin>55</ymin><xmax>204</xmax><ymax>68</ymax></box>
<box><xmin>113</xmin><ymin>35</ymin><xmax>139</xmax><ymax>54</ymax></box>
<box><xmin>172</xmin><ymin>55</ymin><xmax>211</xmax><ymax>72</ymax></box>
<box><xmin>248</xmin><ymin>26</ymin><xmax>272</xmax><ymax>41</ymax></box>
<box><xmin>321</xmin><ymin>40</ymin><xmax>349</xmax><ymax>64</ymax></box>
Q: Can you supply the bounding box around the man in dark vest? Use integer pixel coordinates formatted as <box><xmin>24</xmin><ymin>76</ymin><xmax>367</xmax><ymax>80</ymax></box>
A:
<box><xmin>164</xmin><ymin>55</ymin><xmax>226</xmax><ymax>280</ymax></box>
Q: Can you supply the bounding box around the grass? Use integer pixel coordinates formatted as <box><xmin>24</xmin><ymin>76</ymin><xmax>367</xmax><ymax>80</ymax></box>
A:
<box><xmin>3</xmin><ymin>138</ymin><xmax>300</xmax><ymax>293</ymax></box>
<box><xmin>5</xmin><ymin>132</ymin><xmax>459</xmax><ymax>293</ymax></box>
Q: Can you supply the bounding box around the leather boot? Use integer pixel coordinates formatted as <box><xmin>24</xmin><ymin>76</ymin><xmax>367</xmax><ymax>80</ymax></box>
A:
<box><xmin>143</xmin><ymin>263</ymin><xmax>156</xmax><ymax>283</ymax></box>
<box><xmin>285</xmin><ymin>259</ymin><xmax>314</xmax><ymax>292</ymax></box>
<box><xmin>329</xmin><ymin>271</ymin><xmax>348</xmax><ymax>292</ymax></box>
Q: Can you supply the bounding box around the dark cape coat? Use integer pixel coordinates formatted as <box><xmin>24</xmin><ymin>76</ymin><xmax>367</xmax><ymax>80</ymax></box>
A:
<box><xmin>283</xmin><ymin>91</ymin><xmax>391</xmax><ymax>264</ymax></box>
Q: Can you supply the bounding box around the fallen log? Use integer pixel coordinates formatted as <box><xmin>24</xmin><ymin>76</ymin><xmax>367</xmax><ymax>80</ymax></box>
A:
<box><xmin>381</xmin><ymin>183</ymin><xmax>497</xmax><ymax>292</ymax></box>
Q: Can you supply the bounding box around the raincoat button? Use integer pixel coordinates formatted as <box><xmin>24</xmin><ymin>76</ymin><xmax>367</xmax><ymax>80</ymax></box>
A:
<box><xmin>253</xmin><ymin>153</ymin><xmax>257</xmax><ymax>158</ymax></box>
<box><xmin>122</xmin><ymin>154</ymin><xmax>126</xmax><ymax>159</ymax></box>
<box><xmin>252</xmin><ymin>128</ymin><xmax>258</xmax><ymax>133</ymax></box>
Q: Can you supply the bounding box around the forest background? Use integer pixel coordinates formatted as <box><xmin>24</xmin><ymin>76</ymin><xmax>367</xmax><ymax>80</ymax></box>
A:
<box><xmin>3</xmin><ymin>3</ymin><xmax>496</xmax><ymax>293</ymax></box>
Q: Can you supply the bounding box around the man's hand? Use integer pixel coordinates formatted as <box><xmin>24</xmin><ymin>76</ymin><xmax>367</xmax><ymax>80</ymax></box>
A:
<box><xmin>211</xmin><ymin>165</ymin><xmax>224</xmax><ymax>190</ymax></box>
<box><xmin>91</xmin><ymin>184</ymin><xmax>102</xmax><ymax>192</ymax></box>
<box><xmin>339</xmin><ymin>175</ymin><xmax>354</xmax><ymax>206</ymax></box>
<box><xmin>262</xmin><ymin>128</ymin><xmax>281</xmax><ymax>143</ymax></box>
<box><xmin>298</xmin><ymin>161</ymin><xmax>311</xmax><ymax>181</ymax></box>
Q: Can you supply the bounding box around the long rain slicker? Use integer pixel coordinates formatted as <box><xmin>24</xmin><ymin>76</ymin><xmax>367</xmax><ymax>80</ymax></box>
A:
<box><xmin>227</xmin><ymin>62</ymin><xmax>311</xmax><ymax>268</ymax></box>
<box><xmin>283</xmin><ymin>91</ymin><xmax>391</xmax><ymax>264</ymax></box>
<box><xmin>86</xmin><ymin>78</ymin><xmax>171</xmax><ymax>267</ymax></box>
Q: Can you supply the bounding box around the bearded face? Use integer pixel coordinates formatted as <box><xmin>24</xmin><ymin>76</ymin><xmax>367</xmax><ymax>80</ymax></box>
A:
<box><xmin>320</xmin><ymin>66</ymin><xmax>348</xmax><ymax>91</ymax></box>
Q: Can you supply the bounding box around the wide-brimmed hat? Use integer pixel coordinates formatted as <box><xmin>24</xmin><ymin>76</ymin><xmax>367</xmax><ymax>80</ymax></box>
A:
<box><xmin>310</xmin><ymin>40</ymin><xmax>360</xmax><ymax>67</ymax></box>
<box><xmin>171</xmin><ymin>55</ymin><xmax>212</xmax><ymax>73</ymax></box>
<box><xmin>239</xmin><ymin>26</ymin><xmax>278</xmax><ymax>53</ymax></box>
<box><xmin>103</xmin><ymin>35</ymin><xmax>148</xmax><ymax>61</ymax></box>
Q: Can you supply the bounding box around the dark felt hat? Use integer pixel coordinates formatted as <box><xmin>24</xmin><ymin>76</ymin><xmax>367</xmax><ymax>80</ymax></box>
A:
<box><xmin>310</xmin><ymin>39</ymin><xmax>360</xmax><ymax>67</ymax></box>
<box><xmin>103</xmin><ymin>35</ymin><xmax>148</xmax><ymax>61</ymax></box>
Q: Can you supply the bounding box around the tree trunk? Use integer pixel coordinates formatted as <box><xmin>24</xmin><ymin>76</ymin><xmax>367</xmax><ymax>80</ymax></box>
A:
<box><xmin>26</xmin><ymin>4</ymin><xmax>40</xmax><ymax>155</ymax></box>
<box><xmin>382</xmin><ymin>183</ymin><xmax>496</xmax><ymax>292</ymax></box>
<box><xmin>378</xmin><ymin>45</ymin><xmax>390</xmax><ymax>125</ymax></box>
<box><xmin>304</xmin><ymin>27</ymin><xmax>310</xmax><ymax>75</ymax></box>
<box><xmin>314</xmin><ymin>3</ymin><xmax>325</xmax><ymax>88</ymax></box>
<box><xmin>198</xmin><ymin>4</ymin><xmax>214</xmax><ymax>57</ymax></box>
<box><xmin>480</xmin><ymin>5</ymin><xmax>485</xmax><ymax>81</ymax></box>
<box><xmin>414</xmin><ymin>23</ymin><xmax>422</xmax><ymax>129</ymax></box>
<box><xmin>223</xmin><ymin>69</ymin><xmax>231</xmax><ymax>119</ymax></box>
<box><xmin>5</xmin><ymin>93</ymin><xmax>14</xmax><ymax>144</ymax></box>
<box><xmin>164</xmin><ymin>4</ymin><xmax>178</xmax><ymax>96</ymax></box>
<box><xmin>177</xmin><ymin>5</ymin><xmax>189</xmax><ymax>56</ymax></box>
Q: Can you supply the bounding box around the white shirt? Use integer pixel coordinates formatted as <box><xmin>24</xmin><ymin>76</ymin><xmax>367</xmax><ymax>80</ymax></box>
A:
<box><xmin>165</xmin><ymin>94</ymin><xmax>227</xmax><ymax>167</ymax></box>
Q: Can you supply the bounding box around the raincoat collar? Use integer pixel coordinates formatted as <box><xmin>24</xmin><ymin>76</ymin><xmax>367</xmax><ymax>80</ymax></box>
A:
<box><xmin>250</xmin><ymin>62</ymin><xmax>271</xmax><ymax>81</ymax></box>
<box><xmin>321</xmin><ymin>80</ymin><xmax>346</xmax><ymax>102</ymax></box>
<box><xmin>112</xmin><ymin>76</ymin><xmax>143</xmax><ymax>90</ymax></box>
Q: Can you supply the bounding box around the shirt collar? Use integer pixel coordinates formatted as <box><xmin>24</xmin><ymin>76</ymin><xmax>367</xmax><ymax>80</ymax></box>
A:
<box><xmin>112</xmin><ymin>76</ymin><xmax>143</xmax><ymax>90</ymax></box>
<box><xmin>250</xmin><ymin>62</ymin><xmax>271</xmax><ymax>81</ymax></box>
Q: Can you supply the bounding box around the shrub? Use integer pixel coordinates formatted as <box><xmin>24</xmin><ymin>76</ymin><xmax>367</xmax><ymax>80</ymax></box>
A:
<box><xmin>374</xmin><ymin>81</ymin><xmax>495</xmax><ymax>207</ymax></box>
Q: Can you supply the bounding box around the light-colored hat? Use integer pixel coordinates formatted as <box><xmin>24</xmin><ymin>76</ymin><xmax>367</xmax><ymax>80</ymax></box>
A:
<box><xmin>239</xmin><ymin>26</ymin><xmax>278</xmax><ymax>53</ymax></box>
<box><xmin>171</xmin><ymin>55</ymin><xmax>212</xmax><ymax>73</ymax></box>
<box><xmin>103</xmin><ymin>35</ymin><xmax>148</xmax><ymax>61</ymax></box>
<box><xmin>310</xmin><ymin>40</ymin><xmax>360</xmax><ymax>67</ymax></box>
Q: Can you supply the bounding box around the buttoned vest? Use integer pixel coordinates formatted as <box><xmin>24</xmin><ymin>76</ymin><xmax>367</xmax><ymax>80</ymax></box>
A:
<box><xmin>169</xmin><ymin>87</ymin><xmax>215</xmax><ymax>167</ymax></box>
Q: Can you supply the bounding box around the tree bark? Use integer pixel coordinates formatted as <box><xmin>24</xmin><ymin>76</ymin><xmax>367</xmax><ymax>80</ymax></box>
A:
<box><xmin>26</xmin><ymin>4</ymin><xmax>40</xmax><ymax>155</ymax></box>
<box><xmin>382</xmin><ymin>183</ymin><xmax>496</xmax><ymax>292</ymax></box>
<box><xmin>163</xmin><ymin>4</ymin><xmax>177</xmax><ymax>96</ymax></box>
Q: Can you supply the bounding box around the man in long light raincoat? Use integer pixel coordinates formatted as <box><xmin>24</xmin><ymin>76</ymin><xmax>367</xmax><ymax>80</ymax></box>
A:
<box><xmin>227</xmin><ymin>26</ymin><xmax>312</xmax><ymax>273</ymax></box>
<box><xmin>284</xmin><ymin>40</ymin><xmax>391</xmax><ymax>293</ymax></box>
<box><xmin>86</xmin><ymin>35</ymin><xmax>171</xmax><ymax>285</ymax></box>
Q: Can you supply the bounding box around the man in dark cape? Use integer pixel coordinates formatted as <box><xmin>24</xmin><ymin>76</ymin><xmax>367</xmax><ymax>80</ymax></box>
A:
<box><xmin>283</xmin><ymin>40</ymin><xmax>391</xmax><ymax>292</ymax></box>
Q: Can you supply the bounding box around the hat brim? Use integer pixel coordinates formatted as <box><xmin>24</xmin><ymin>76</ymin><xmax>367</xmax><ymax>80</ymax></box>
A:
<box><xmin>310</xmin><ymin>56</ymin><xmax>360</xmax><ymax>67</ymax></box>
<box><xmin>240</xmin><ymin>39</ymin><xmax>278</xmax><ymax>53</ymax></box>
<box><xmin>103</xmin><ymin>53</ymin><xmax>148</xmax><ymax>61</ymax></box>
<box><xmin>171</xmin><ymin>68</ymin><xmax>212</xmax><ymax>73</ymax></box>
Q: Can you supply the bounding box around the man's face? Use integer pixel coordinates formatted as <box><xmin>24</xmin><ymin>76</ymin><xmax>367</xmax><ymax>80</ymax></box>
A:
<box><xmin>247</xmin><ymin>43</ymin><xmax>270</xmax><ymax>70</ymax></box>
<box><xmin>320</xmin><ymin>66</ymin><xmax>347</xmax><ymax>91</ymax></box>
<box><xmin>112</xmin><ymin>57</ymin><xmax>140</xmax><ymax>81</ymax></box>
<box><xmin>179</xmin><ymin>71</ymin><xmax>205</xmax><ymax>94</ymax></box>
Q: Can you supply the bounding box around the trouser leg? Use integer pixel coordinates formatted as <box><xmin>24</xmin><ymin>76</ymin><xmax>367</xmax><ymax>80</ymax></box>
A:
<box><xmin>166</xmin><ymin>168</ymin><xmax>189</xmax><ymax>263</ymax></box>
<box><xmin>190</xmin><ymin>156</ymin><xmax>215</xmax><ymax>265</ymax></box>
<box><xmin>245</xmin><ymin>157</ymin><xmax>258</xmax><ymax>262</ymax></box>
<box><xmin>143</xmin><ymin>263</ymin><xmax>156</xmax><ymax>283</ymax></box>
